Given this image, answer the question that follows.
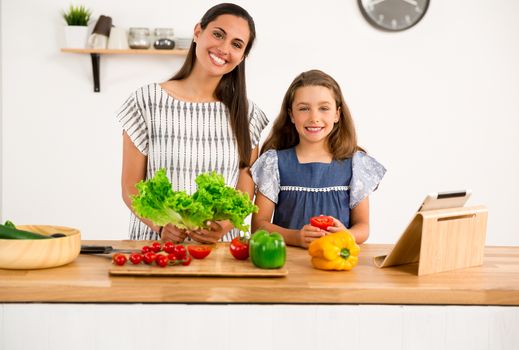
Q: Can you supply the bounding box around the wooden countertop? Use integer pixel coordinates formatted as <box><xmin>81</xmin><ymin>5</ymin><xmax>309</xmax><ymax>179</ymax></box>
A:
<box><xmin>1</xmin><ymin>241</ymin><xmax>518</xmax><ymax>305</ymax></box>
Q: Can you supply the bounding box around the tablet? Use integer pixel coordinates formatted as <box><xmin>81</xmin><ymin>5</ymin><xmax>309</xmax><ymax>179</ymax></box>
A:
<box><xmin>418</xmin><ymin>190</ymin><xmax>472</xmax><ymax>212</ymax></box>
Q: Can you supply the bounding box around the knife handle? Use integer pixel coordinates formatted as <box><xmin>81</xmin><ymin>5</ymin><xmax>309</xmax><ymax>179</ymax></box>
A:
<box><xmin>80</xmin><ymin>245</ymin><xmax>113</xmax><ymax>254</ymax></box>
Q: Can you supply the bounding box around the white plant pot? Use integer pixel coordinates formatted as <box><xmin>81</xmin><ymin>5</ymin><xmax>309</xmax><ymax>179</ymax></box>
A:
<box><xmin>63</xmin><ymin>25</ymin><xmax>89</xmax><ymax>49</ymax></box>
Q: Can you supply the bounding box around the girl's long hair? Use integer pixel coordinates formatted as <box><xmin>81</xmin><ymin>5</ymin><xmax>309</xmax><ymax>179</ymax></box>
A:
<box><xmin>261</xmin><ymin>69</ymin><xmax>364</xmax><ymax>160</ymax></box>
<box><xmin>170</xmin><ymin>3</ymin><xmax>256</xmax><ymax>168</ymax></box>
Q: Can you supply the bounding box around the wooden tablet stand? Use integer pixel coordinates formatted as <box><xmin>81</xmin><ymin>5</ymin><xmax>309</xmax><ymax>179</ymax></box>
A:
<box><xmin>373</xmin><ymin>205</ymin><xmax>488</xmax><ymax>276</ymax></box>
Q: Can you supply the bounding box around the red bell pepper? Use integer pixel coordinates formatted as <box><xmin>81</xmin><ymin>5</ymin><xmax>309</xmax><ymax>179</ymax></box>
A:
<box><xmin>310</xmin><ymin>215</ymin><xmax>334</xmax><ymax>230</ymax></box>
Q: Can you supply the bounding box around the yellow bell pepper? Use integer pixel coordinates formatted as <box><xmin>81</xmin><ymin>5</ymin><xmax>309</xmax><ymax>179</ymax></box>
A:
<box><xmin>308</xmin><ymin>230</ymin><xmax>360</xmax><ymax>271</ymax></box>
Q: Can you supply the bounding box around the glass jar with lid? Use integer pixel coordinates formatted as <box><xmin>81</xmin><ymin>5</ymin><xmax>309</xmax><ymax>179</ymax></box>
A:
<box><xmin>154</xmin><ymin>28</ymin><xmax>175</xmax><ymax>40</ymax></box>
<box><xmin>128</xmin><ymin>28</ymin><xmax>151</xmax><ymax>49</ymax></box>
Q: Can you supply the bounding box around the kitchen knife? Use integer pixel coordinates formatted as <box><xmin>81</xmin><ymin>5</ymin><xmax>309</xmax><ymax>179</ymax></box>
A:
<box><xmin>80</xmin><ymin>245</ymin><xmax>139</xmax><ymax>254</ymax></box>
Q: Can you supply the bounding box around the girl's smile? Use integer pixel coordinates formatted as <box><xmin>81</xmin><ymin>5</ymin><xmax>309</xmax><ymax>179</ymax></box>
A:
<box><xmin>305</xmin><ymin>126</ymin><xmax>325</xmax><ymax>133</ymax></box>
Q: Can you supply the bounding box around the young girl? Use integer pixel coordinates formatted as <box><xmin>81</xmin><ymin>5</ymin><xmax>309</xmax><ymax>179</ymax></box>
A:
<box><xmin>117</xmin><ymin>3</ymin><xmax>268</xmax><ymax>243</ymax></box>
<box><xmin>251</xmin><ymin>70</ymin><xmax>385</xmax><ymax>248</ymax></box>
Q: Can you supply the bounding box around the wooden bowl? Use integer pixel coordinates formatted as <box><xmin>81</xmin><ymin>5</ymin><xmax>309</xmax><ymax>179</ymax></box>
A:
<box><xmin>0</xmin><ymin>225</ymin><xmax>81</xmax><ymax>269</ymax></box>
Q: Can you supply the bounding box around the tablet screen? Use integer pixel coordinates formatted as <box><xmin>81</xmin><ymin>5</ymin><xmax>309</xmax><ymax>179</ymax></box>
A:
<box><xmin>418</xmin><ymin>190</ymin><xmax>471</xmax><ymax>211</ymax></box>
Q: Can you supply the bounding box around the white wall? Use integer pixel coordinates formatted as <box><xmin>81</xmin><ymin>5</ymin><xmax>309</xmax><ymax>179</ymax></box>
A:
<box><xmin>1</xmin><ymin>0</ymin><xmax>519</xmax><ymax>244</ymax></box>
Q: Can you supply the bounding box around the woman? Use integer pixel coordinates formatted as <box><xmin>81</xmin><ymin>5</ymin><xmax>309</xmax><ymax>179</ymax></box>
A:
<box><xmin>117</xmin><ymin>3</ymin><xmax>268</xmax><ymax>243</ymax></box>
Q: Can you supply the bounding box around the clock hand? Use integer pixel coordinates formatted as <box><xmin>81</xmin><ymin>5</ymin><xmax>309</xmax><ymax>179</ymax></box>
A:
<box><xmin>369</xmin><ymin>0</ymin><xmax>387</xmax><ymax>6</ymax></box>
<box><xmin>401</xmin><ymin>0</ymin><xmax>418</xmax><ymax>5</ymax></box>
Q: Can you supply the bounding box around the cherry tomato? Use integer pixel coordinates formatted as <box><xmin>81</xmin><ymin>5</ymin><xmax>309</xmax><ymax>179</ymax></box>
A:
<box><xmin>163</xmin><ymin>241</ymin><xmax>175</xmax><ymax>254</ymax></box>
<box><xmin>172</xmin><ymin>245</ymin><xmax>187</xmax><ymax>260</ymax></box>
<box><xmin>143</xmin><ymin>252</ymin><xmax>157</xmax><ymax>265</ymax></box>
<box><xmin>181</xmin><ymin>255</ymin><xmax>192</xmax><ymax>266</ymax></box>
<box><xmin>141</xmin><ymin>245</ymin><xmax>151</xmax><ymax>254</ymax></box>
<box><xmin>167</xmin><ymin>253</ymin><xmax>178</xmax><ymax>265</ymax></box>
<box><xmin>150</xmin><ymin>241</ymin><xmax>162</xmax><ymax>253</ymax></box>
<box><xmin>112</xmin><ymin>253</ymin><xmax>127</xmax><ymax>266</ymax></box>
<box><xmin>129</xmin><ymin>253</ymin><xmax>143</xmax><ymax>265</ymax></box>
<box><xmin>187</xmin><ymin>245</ymin><xmax>212</xmax><ymax>259</ymax></box>
<box><xmin>155</xmin><ymin>254</ymin><xmax>168</xmax><ymax>267</ymax></box>
<box><xmin>310</xmin><ymin>215</ymin><xmax>334</xmax><ymax>230</ymax></box>
<box><xmin>229</xmin><ymin>236</ymin><xmax>249</xmax><ymax>260</ymax></box>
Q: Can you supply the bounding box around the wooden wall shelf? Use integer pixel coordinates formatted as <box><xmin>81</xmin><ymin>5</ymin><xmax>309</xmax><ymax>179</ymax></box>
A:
<box><xmin>61</xmin><ymin>48</ymin><xmax>189</xmax><ymax>55</ymax></box>
<box><xmin>61</xmin><ymin>48</ymin><xmax>189</xmax><ymax>92</ymax></box>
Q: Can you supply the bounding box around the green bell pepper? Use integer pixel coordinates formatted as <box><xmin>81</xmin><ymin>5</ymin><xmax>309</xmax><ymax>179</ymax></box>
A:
<box><xmin>249</xmin><ymin>230</ymin><xmax>286</xmax><ymax>269</ymax></box>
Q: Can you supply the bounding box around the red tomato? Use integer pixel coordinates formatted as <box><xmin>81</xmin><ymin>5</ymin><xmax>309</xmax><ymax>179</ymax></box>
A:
<box><xmin>112</xmin><ymin>253</ymin><xmax>127</xmax><ymax>266</ymax></box>
<box><xmin>229</xmin><ymin>236</ymin><xmax>249</xmax><ymax>260</ymax></box>
<box><xmin>163</xmin><ymin>241</ymin><xmax>175</xmax><ymax>254</ymax></box>
<box><xmin>150</xmin><ymin>241</ymin><xmax>162</xmax><ymax>253</ymax></box>
<box><xmin>187</xmin><ymin>245</ymin><xmax>212</xmax><ymax>259</ymax></box>
<box><xmin>141</xmin><ymin>245</ymin><xmax>151</xmax><ymax>254</ymax></box>
<box><xmin>172</xmin><ymin>245</ymin><xmax>187</xmax><ymax>260</ymax></box>
<box><xmin>181</xmin><ymin>255</ymin><xmax>192</xmax><ymax>266</ymax></box>
<box><xmin>155</xmin><ymin>254</ymin><xmax>168</xmax><ymax>267</ymax></box>
<box><xmin>143</xmin><ymin>252</ymin><xmax>157</xmax><ymax>265</ymax></box>
<box><xmin>129</xmin><ymin>253</ymin><xmax>143</xmax><ymax>265</ymax></box>
<box><xmin>167</xmin><ymin>253</ymin><xmax>178</xmax><ymax>265</ymax></box>
<box><xmin>310</xmin><ymin>215</ymin><xmax>334</xmax><ymax>230</ymax></box>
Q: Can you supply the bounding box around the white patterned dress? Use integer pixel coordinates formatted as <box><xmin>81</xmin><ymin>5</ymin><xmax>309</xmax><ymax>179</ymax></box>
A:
<box><xmin>117</xmin><ymin>83</ymin><xmax>269</xmax><ymax>240</ymax></box>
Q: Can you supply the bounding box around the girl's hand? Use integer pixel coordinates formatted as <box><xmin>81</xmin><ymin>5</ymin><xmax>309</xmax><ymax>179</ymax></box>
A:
<box><xmin>160</xmin><ymin>224</ymin><xmax>188</xmax><ymax>243</ymax></box>
<box><xmin>299</xmin><ymin>224</ymin><xmax>326</xmax><ymax>248</ymax></box>
<box><xmin>325</xmin><ymin>217</ymin><xmax>347</xmax><ymax>233</ymax></box>
<box><xmin>188</xmin><ymin>220</ymin><xmax>234</xmax><ymax>244</ymax></box>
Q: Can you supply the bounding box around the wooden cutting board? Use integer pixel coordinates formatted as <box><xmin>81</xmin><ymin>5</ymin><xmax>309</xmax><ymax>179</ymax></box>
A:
<box><xmin>109</xmin><ymin>243</ymin><xmax>288</xmax><ymax>277</ymax></box>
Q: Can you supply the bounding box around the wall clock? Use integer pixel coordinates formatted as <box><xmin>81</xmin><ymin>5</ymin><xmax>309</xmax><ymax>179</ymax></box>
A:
<box><xmin>358</xmin><ymin>0</ymin><xmax>430</xmax><ymax>31</ymax></box>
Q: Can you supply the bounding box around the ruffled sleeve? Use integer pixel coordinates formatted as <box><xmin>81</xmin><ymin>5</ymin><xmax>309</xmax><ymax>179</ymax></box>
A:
<box><xmin>116</xmin><ymin>91</ymin><xmax>149</xmax><ymax>155</ymax></box>
<box><xmin>350</xmin><ymin>151</ymin><xmax>386</xmax><ymax>208</ymax></box>
<box><xmin>251</xmin><ymin>150</ymin><xmax>280</xmax><ymax>204</ymax></box>
<box><xmin>248</xmin><ymin>100</ymin><xmax>269</xmax><ymax>149</ymax></box>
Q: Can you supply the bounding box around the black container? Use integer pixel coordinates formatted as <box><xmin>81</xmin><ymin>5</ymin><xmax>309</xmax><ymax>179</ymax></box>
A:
<box><xmin>154</xmin><ymin>38</ymin><xmax>175</xmax><ymax>50</ymax></box>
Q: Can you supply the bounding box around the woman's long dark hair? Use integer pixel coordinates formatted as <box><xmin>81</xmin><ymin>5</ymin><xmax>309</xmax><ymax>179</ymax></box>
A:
<box><xmin>170</xmin><ymin>3</ymin><xmax>256</xmax><ymax>169</ymax></box>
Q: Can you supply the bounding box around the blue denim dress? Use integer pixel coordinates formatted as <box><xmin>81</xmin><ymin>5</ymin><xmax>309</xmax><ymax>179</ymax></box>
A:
<box><xmin>251</xmin><ymin>147</ymin><xmax>386</xmax><ymax>230</ymax></box>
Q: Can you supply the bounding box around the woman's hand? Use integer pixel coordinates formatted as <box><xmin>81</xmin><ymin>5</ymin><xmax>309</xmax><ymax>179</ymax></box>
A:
<box><xmin>298</xmin><ymin>224</ymin><xmax>326</xmax><ymax>248</ymax></box>
<box><xmin>188</xmin><ymin>220</ymin><xmax>234</xmax><ymax>244</ymax></box>
<box><xmin>325</xmin><ymin>217</ymin><xmax>347</xmax><ymax>233</ymax></box>
<box><xmin>160</xmin><ymin>224</ymin><xmax>188</xmax><ymax>243</ymax></box>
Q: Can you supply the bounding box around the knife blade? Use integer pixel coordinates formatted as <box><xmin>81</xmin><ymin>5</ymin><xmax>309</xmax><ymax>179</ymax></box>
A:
<box><xmin>80</xmin><ymin>245</ymin><xmax>140</xmax><ymax>254</ymax></box>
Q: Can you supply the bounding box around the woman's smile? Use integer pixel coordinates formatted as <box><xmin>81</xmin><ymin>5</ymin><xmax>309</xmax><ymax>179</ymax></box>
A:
<box><xmin>209</xmin><ymin>52</ymin><xmax>227</xmax><ymax>66</ymax></box>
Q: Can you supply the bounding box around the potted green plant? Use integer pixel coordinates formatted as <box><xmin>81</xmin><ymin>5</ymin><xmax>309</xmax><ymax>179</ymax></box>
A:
<box><xmin>62</xmin><ymin>5</ymin><xmax>92</xmax><ymax>48</ymax></box>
